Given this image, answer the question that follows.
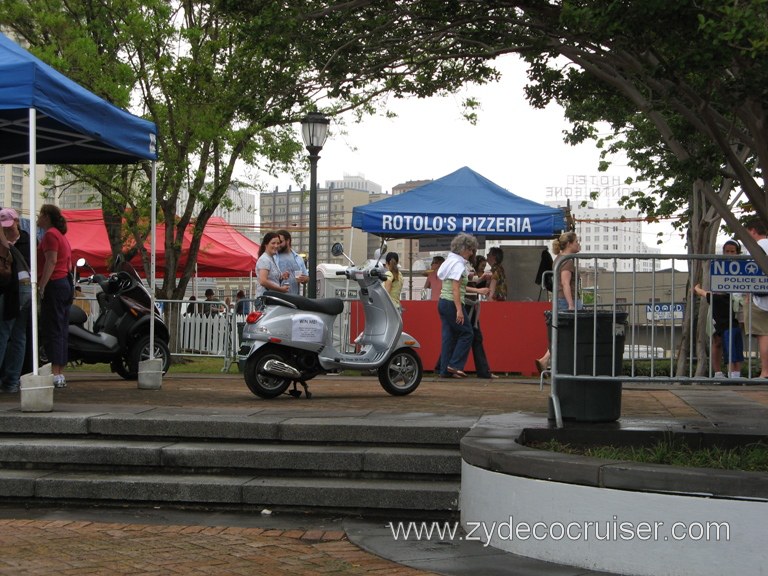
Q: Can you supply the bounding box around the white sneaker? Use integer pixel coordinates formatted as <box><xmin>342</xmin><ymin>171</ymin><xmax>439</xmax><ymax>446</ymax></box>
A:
<box><xmin>730</xmin><ymin>371</ymin><xmax>742</xmax><ymax>379</ymax></box>
<box><xmin>53</xmin><ymin>375</ymin><xmax>66</xmax><ymax>388</ymax></box>
<box><xmin>714</xmin><ymin>371</ymin><xmax>725</xmax><ymax>379</ymax></box>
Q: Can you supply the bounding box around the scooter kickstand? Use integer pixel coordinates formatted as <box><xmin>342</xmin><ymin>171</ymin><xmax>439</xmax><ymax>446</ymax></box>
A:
<box><xmin>299</xmin><ymin>380</ymin><xmax>312</xmax><ymax>399</ymax></box>
<box><xmin>288</xmin><ymin>381</ymin><xmax>302</xmax><ymax>398</ymax></box>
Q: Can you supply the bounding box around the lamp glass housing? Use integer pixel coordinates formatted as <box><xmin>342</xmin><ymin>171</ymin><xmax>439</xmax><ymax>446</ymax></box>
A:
<box><xmin>301</xmin><ymin>112</ymin><xmax>330</xmax><ymax>149</ymax></box>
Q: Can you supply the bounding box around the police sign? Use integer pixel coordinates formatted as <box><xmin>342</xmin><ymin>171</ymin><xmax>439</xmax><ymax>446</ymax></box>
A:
<box><xmin>645</xmin><ymin>303</ymin><xmax>685</xmax><ymax>321</ymax></box>
<box><xmin>710</xmin><ymin>259</ymin><xmax>768</xmax><ymax>293</ymax></box>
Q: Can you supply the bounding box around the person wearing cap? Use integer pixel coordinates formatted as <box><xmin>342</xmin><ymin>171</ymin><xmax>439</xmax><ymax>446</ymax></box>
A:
<box><xmin>0</xmin><ymin>218</ymin><xmax>22</xmax><ymax>393</ymax></box>
<box><xmin>0</xmin><ymin>208</ymin><xmax>32</xmax><ymax>394</ymax></box>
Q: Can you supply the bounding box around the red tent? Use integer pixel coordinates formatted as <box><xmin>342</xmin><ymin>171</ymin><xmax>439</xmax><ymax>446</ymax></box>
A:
<box><xmin>63</xmin><ymin>209</ymin><xmax>259</xmax><ymax>278</ymax></box>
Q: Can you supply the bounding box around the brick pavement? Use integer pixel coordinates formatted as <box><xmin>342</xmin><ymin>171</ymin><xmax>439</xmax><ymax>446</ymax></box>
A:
<box><xmin>0</xmin><ymin>518</ymin><xmax>436</xmax><ymax>575</ymax></box>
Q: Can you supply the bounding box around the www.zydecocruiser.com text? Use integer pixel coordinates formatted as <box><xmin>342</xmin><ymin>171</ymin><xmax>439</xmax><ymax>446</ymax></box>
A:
<box><xmin>387</xmin><ymin>516</ymin><xmax>730</xmax><ymax>546</ymax></box>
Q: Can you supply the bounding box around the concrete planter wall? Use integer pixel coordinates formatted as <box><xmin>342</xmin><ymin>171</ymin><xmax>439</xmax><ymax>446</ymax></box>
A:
<box><xmin>460</xmin><ymin>426</ymin><xmax>768</xmax><ymax>576</ymax></box>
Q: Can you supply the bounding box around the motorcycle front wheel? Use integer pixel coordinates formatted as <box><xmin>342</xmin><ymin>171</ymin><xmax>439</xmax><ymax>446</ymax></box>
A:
<box><xmin>378</xmin><ymin>348</ymin><xmax>423</xmax><ymax>396</ymax></box>
<box><xmin>244</xmin><ymin>347</ymin><xmax>293</xmax><ymax>398</ymax></box>
<box><xmin>111</xmin><ymin>356</ymin><xmax>136</xmax><ymax>380</ymax></box>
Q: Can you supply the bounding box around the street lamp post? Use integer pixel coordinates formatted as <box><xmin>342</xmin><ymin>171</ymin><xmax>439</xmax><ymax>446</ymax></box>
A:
<box><xmin>300</xmin><ymin>111</ymin><xmax>330</xmax><ymax>299</ymax></box>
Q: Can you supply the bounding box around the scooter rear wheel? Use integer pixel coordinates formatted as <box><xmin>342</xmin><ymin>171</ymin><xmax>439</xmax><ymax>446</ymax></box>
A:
<box><xmin>378</xmin><ymin>348</ymin><xmax>423</xmax><ymax>396</ymax></box>
<box><xmin>244</xmin><ymin>347</ymin><xmax>293</xmax><ymax>398</ymax></box>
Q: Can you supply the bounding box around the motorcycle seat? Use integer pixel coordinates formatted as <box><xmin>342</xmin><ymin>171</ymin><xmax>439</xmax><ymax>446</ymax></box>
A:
<box><xmin>263</xmin><ymin>291</ymin><xmax>344</xmax><ymax>315</ymax></box>
<box><xmin>68</xmin><ymin>305</ymin><xmax>88</xmax><ymax>325</ymax></box>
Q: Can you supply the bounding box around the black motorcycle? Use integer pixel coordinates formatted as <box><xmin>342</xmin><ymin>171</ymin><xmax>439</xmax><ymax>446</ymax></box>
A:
<box><xmin>42</xmin><ymin>258</ymin><xmax>172</xmax><ymax>379</ymax></box>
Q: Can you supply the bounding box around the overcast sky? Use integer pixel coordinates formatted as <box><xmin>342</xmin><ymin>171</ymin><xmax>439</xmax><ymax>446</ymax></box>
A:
<box><xmin>269</xmin><ymin>55</ymin><xmax>687</xmax><ymax>252</ymax></box>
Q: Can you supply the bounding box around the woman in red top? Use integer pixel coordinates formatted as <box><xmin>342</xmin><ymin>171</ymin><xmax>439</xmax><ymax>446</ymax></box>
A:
<box><xmin>37</xmin><ymin>204</ymin><xmax>73</xmax><ymax>388</ymax></box>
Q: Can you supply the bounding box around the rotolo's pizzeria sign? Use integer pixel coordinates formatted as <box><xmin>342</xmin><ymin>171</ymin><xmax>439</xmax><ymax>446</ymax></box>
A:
<box><xmin>380</xmin><ymin>214</ymin><xmax>533</xmax><ymax>234</ymax></box>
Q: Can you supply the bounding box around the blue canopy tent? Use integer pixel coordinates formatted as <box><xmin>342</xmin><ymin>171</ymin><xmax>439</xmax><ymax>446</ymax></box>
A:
<box><xmin>352</xmin><ymin>166</ymin><xmax>566</xmax><ymax>239</ymax></box>
<box><xmin>0</xmin><ymin>32</ymin><xmax>158</xmax><ymax>380</ymax></box>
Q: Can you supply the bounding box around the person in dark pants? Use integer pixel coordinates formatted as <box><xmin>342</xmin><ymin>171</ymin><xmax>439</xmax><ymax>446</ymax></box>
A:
<box><xmin>436</xmin><ymin>233</ymin><xmax>489</xmax><ymax>378</ymax></box>
<box><xmin>0</xmin><ymin>223</ymin><xmax>20</xmax><ymax>393</ymax></box>
<box><xmin>36</xmin><ymin>204</ymin><xmax>73</xmax><ymax>389</ymax></box>
<box><xmin>466</xmin><ymin>254</ymin><xmax>498</xmax><ymax>379</ymax></box>
<box><xmin>0</xmin><ymin>208</ymin><xmax>31</xmax><ymax>393</ymax></box>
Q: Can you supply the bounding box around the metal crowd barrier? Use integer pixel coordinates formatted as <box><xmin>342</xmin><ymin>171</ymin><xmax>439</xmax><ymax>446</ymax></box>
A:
<box><xmin>547</xmin><ymin>252</ymin><xmax>761</xmax><ymax>428</ymax></box>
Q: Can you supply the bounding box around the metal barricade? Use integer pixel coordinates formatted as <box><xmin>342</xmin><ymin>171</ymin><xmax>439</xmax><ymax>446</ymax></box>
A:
<box><xmin>547</xmin><ymin>253</ymin><xmax>759</xmax><ymax>428</ymax></box>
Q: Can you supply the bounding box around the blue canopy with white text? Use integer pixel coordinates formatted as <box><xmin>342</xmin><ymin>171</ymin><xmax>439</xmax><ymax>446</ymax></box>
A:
<box><xmin>351</xmin><ymin>166</ymin><xmax>565</xmax><ymax>238</ymax></box>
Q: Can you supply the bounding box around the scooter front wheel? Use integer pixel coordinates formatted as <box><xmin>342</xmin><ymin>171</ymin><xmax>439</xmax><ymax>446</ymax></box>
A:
<box><xmin>244</xmin><ymin>347</ymin><xmax>293</xmax><ymax>398</ymax></box>
<box><xmin>378</xmin><ymin>348</ymin><xmax>423</xmax><ymax>396</ymax></box>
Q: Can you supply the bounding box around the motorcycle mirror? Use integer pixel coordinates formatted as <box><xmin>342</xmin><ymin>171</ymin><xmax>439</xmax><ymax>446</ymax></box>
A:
<box><xmin>331</xmin><ymin>243</ymin><xmax>344</xmax><ymax>257</ymax></box>
<box><xmin>76</xmin><ymin>257</ymin><xmax>86</xmax><ymax>267</ymax></box>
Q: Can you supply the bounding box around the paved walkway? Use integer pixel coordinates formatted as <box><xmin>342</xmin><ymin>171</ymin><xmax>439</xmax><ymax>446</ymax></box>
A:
<box><xmin>0</xmin><ymin>371</ymin><xmax>766</xmax><ymax>575</ymax></box>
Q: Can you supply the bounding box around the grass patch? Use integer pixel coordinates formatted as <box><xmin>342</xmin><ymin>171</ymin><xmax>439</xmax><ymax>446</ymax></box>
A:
<box><xmin>68</xmin><ymin>356</ymin><xmax>238</xmax><ymax>374</ymax></box>
<box><xmin>528</xmin><ymin>438</ymin><xmax>768</xmax><ymax>472</ymax></box>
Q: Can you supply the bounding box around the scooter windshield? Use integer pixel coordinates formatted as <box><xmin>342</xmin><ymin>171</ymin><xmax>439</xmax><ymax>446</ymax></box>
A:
<box><xmin>118</xmin><ymin>260</ymin><xmax>142</xmax><ymax>282</ymax></box>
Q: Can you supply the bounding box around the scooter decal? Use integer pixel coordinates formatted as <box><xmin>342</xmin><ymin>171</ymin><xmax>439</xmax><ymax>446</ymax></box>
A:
<box><xmin>291</xmin><ymin>314</ymin><xmax>325</xmax><ymax>343</ymax></box>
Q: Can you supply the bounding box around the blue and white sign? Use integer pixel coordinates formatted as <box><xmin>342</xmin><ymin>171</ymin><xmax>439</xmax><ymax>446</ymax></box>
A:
<box><xmin>710</xmin><ymin>259</ymin><xmax>768</xmax><ymax>293</ymax></box>
<box><xmin>351</xmin><ymin>167</ymin><xmax>566</xmax><ymax>239</ymax></box>
<box><xmin>646</xmin><ymin>303</ymin><xmax>685</xmax><ymax>321</ymax></box>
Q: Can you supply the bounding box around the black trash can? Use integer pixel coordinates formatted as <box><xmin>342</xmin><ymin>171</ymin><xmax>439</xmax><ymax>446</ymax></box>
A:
<box><xmin>545</xmin><ymin>310</ymin><xmax>628</xmax><ymax>422</ymax></box>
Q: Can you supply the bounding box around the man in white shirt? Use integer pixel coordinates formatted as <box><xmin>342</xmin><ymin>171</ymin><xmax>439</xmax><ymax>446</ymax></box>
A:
<box><xmin>746</xmin><ymin>216</ymin><xmax>768</xmax><ymax>377</ymax></box>
<box><xmin>276</xmin><ymin>230</ymin><xmax>309</xmax><ymax>295</ymax></box>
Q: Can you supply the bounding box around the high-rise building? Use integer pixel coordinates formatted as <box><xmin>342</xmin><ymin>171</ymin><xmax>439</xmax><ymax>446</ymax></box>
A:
<box><xmin>0</xmin><ymin>164</ymin><xmax>50</xmax><ymax>223</ymax></box>
<box><xmin>549</xmin><ymin>202</ymin><xmax>660</xmax><ymax>272</ymax></box>
<box><xmin>260</xmin><ymin>179</ymin><xmax>380</xmax><ymax>266</ymax></box>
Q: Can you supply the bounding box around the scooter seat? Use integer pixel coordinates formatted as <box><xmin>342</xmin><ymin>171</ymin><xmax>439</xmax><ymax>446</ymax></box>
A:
<box><xmin>264</xmin><ymin>291</ymin><xmax>344</xmax><ymax>315</ymax></box>
<box><xmin>68</xmin><ymin>305</ymin><xmax>88</xmax><ymax>325</ymax></box>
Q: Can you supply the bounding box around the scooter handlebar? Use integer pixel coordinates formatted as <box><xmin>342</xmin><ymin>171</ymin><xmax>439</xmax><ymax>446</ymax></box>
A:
<box><xmin>335</xmin><ymin>267</ymin><xmax>383</xmax><ymax>279</ymax></box>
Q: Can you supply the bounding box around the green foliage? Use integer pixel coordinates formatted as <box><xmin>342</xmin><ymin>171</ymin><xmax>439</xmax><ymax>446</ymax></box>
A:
<box><xmin>530</xmin><ymin>438</ymin><xmax>768</xmax><ymax>472</ymax></box>
<box><xmin>622</xmin><ymin>360</ymin><xmax>673</xmax><ymax>377</ymax></box>
<box><xmin>5</xmin><ymin>0</ymin><xmax>768</xmax><ymax>295</ymax></box>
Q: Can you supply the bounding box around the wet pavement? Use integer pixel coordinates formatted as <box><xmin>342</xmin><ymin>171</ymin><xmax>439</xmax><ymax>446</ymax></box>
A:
<box><xmin>0</xmin><ymin>370</ymin><xmax>766</xmax><ymax>575</ymax></box>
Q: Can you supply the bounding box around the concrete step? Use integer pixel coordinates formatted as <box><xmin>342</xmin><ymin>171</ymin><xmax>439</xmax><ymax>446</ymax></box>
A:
<box><xmin>0</xmin><ymin>471</ymin><xmax>459</xmax><ymax>511</ymax></box>
<box><xmin>0</xmin><ymin>411</ymin><xmax>476</xmax><ymax>445</ymax></box>
<box><xmin>0</xmin><ymin>410</ymin><xmax>474</xmax><ymax>514</ymax></box>
<box><xmin>0</xmin><ymin>437</ymin><xmax>461</xmax><ymax>476</ymax></box>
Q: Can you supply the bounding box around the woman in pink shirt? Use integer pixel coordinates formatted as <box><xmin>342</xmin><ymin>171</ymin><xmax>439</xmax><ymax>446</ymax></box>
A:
<box><xmin>37</xmin><ymin>204</ymin><xmax>73</xmax><ymax>388</ymax></box>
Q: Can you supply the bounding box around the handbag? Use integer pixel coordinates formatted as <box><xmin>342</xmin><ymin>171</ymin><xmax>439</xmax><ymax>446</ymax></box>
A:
<box><xmin>0</xmin><ymin>244</ymin><xmax>13</xmax><ymax>288</ymax></box>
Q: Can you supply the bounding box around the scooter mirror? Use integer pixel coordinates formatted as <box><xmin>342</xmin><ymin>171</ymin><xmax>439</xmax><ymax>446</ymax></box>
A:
<box><xmin>331</xmin><ymin>243</ymin><xmax>344</xmax><ymax>257</ymax></box>
<box><xmin>76</xmin><ymin>257</ymin><xmax>86</xmax><ymax>267</ymax></box>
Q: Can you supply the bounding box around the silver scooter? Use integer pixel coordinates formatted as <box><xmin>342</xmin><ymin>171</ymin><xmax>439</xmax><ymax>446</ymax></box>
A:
<box><xmin>238</xmin><ymin>243</ymin><xmax>422</xmax><ymax>399</ymax></box>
